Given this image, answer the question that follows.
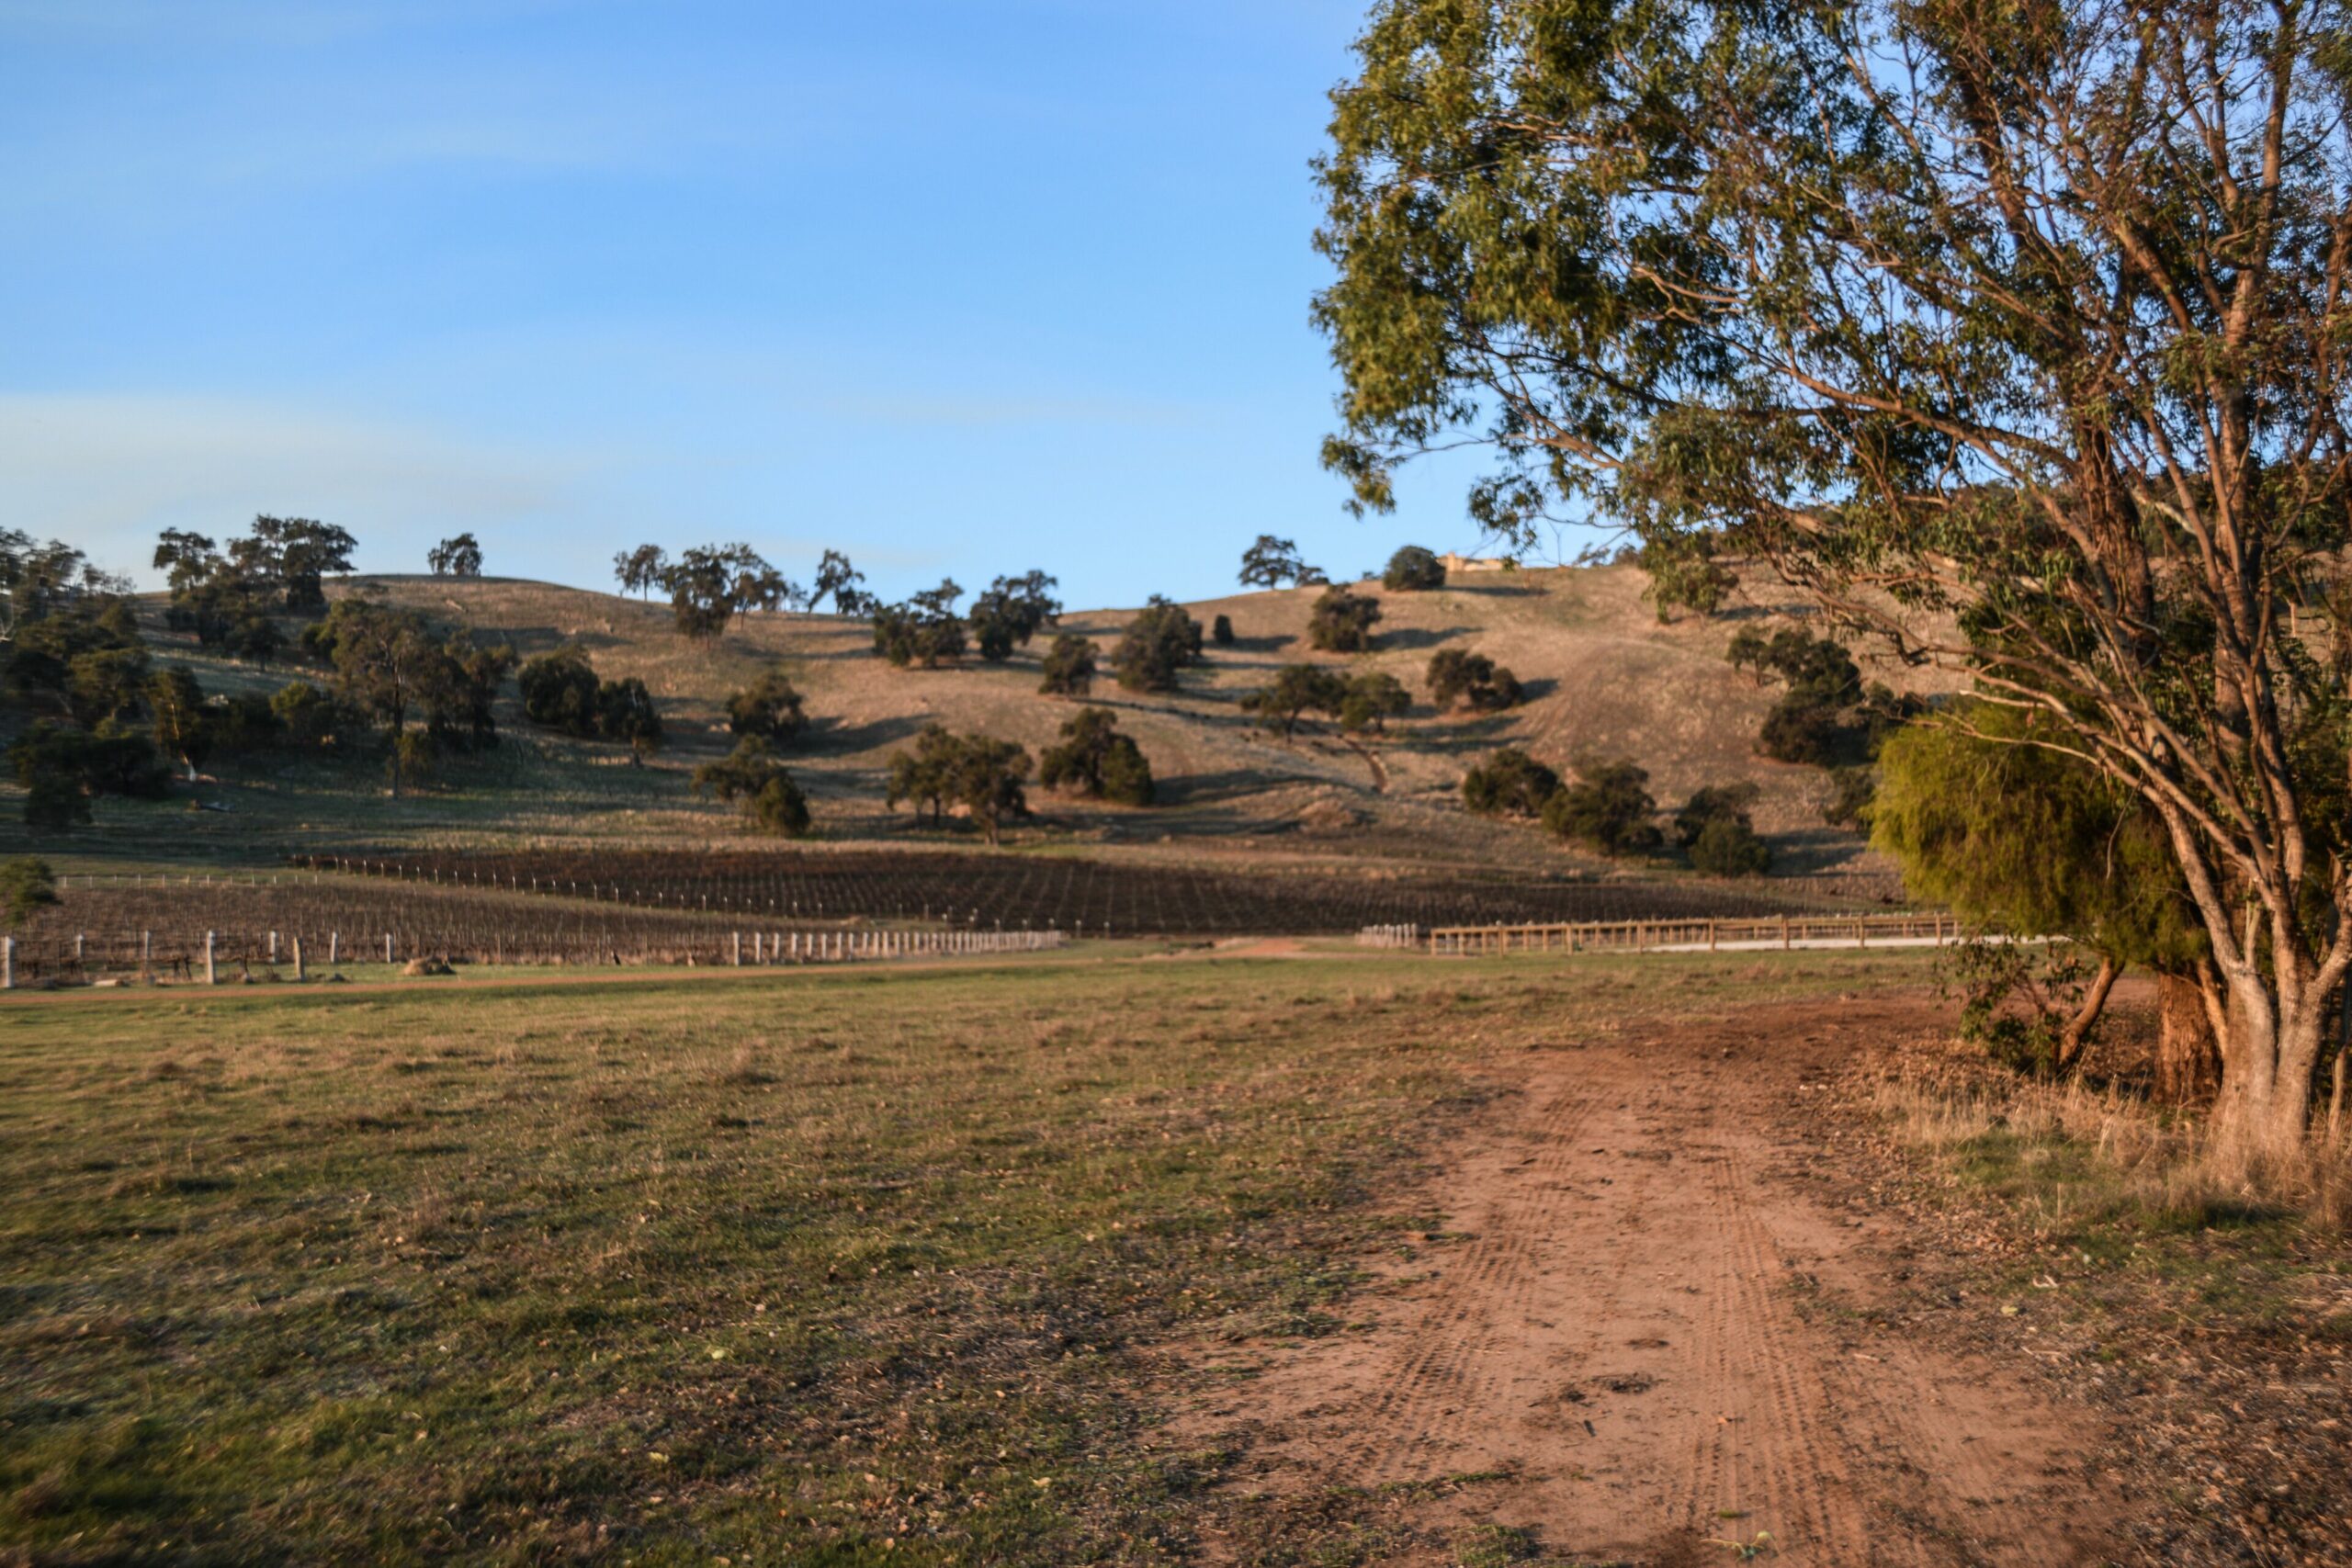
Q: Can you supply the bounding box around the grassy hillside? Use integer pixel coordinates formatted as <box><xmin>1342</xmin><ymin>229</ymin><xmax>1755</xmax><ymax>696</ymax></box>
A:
<box><xmin>26</xmin><ymin>565</ymin><xmax>1934</xmax><ymax>882</ymax></box>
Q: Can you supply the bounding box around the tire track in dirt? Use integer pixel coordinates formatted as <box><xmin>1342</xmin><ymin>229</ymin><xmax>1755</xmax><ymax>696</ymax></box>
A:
<box><xmin>1192</xmin><ymin>995</ymin><xmax>2120</xmax><ymax>1566</ymax></box>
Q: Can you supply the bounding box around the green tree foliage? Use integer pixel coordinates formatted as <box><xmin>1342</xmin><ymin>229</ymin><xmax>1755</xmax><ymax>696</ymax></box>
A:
<box><xmin>1542</xmin><ymin>760</ymin><xmax>1662</xmax><ymax>858</ymax></box>
<box><xmin>659</xmin><ymin>544</ymin><xmax>780</xmax><ymax>640</ymax></box>
<box><xmin>1462</xmin><ymin>748</ymin><xmax>1560</xmax><ymax>818</ymax></box>
<box><xmin>156</xmin><ymin>517</ymin><xmax>353</xmax><ymax>631</ymax></box>
<box><xmin>1038</xmin><ymin>633</ymin><xmax>1098</xmax><ymax>697</ymax></box>
<box><xmin>885</xmin><ymin>725</ymin><xmax>962</xmax><ymax>827</ymax></box>
<box><xmin>1038</xmin><ymin>707</ymin><xmax>1156</xmax><ymax>806</ymax></box>
<box><xmin>1638</xmin><ymin>536</ymin><xmax>1737</xmax><ymax>622</ymax></box>
<box><xmin>9</xmin><ymin>720</ymin><xmax>167</xmax><ymax>828</ymax></box>
<box><xmin>727</xmin><ymin>668</ymin><xmax>807</xmax><ymax>742</ymax></box>
<box><xmin>1312</xmin><ymin>0</ymin><xmax>2352</xmax><ymax>1143</ymax></box>
<box><xmin>1424</xmin><ymin>648</ymin><xmax>1523</xmax><ymax>712</ymax></box>
<box><xmin>614</xmin><ymin>544</ymin><xmax>668</xmax><ymax>599</ymax></box>
<box><xmin>1306</xmin><ymin>586</ymin><xmax>1379</xmax><ymax>653</ymax></box>
<box><xmin>1874</xmin><ymin>705</ymin><xmax>2208</xmax><ymax>1071</ymax></box>
<box><xmin>967</xmin><ymin>571</ymin><xmax>1061</xmax><ymax>661</ymax></box>
<box><xmin>518</xmin><ymin>648</ymin><xmax>603</xmax><ymax>737</ymax></box>
<box><xmin>1242</xmin><ymin>664</ymin><xmax>1349</xmax><ymax>738</ymax></box>
<box><xmin>428</xmin><ymin>534</ymin><xmax>483</xmax><ymax>577</ymax></box>
<box><xmin>1211</xmin><ymin>614</ymin><xmax>1235</xmax><ymax>647</ymax></box>
<box><xmin>307</xmin><ymin>599</ymin><xmax>506</xmax><ymax>795</ymax></box>
<box><xmin>270</xmin><ymin>681</ymin><xmax>354</xmax><ymax>751</ymax></box>
<box><xmin>1382</xmin><ymin>545</ymin><xmax>1445</xmax><ymax>591</ymax></box>
<box><xmin>813</xmin><ymin>550</ymin><xmax>874</xmax><ymax>616</ymax></box>
<box><xmin>883</xmin><ymin>726</ymin><xmax>1031</xmax><ymax>844</ymax></box>
<box><xmin>693</xmin><ymin>738</ymin><xmax>812</xmax><ymax>836</ymax></box>
<box><xmin>1675</xmin><ymin>783</ymin><xmax>1770</xmax><ymax>876</ymax></box>
<box><xmin>873</xmin><ymin>581</ymin><xmax>969</xmax><ymax>668</ymax></box>
<box><xmin>1337</xmin><ymin>671</ymin><xmax>1410</xmax><ymax>733</ymax></box>
<box><xmin>0</xmin><ymin>532</ymin><xmax>126</xmax><ymax>640</ymax></box>
<box><xmin>0</xmin><ymin>857</ymin><xmax>58</xmax><ymax>929</ymax></box>
<box><xmin>1111</xmin><ymin>597</ymin><xmax>1204</xmax><ymax>693</ymax></box>
<box><xmin>1672</xmin><ymin>782</ymin><xmax>1759</xmax><ymax>849</ymax></box>
<box><xmin>1238</xmin><ymin>536</ymin><xmax>1320</xmax><ymax>589</ymax></box>
<box><xmin>1689</xmin><ymin>816</ymin><xmax>1771</xmax><ymax>878</ymax></box>
<box><xmin>64</xmin><ymin>646</ymin><xmax>150</xmax><ymax>728</ymax></box>
<box><xmin>595</xmin><ymin>678</ymin><xmax>662</xmax><ymax>763</ymax></box>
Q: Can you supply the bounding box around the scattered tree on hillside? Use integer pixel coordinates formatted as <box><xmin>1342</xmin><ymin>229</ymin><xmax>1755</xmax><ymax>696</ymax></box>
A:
<box><xmin>1461</xmin><ymin>748</ymin><xmax>1560</xmax><ymax>818</ymax></box>
<box><xmin>1038</xmin><ymin>633</ymin><xmax>1098</xmax><ymax>697</ymax></box>
<box><xmin>1111</xmin><ymin>596</ymin><xmax>1204</xmax><ymax>693</ymax></box>
<box><xmin>10</xmin><ymin>719</ymin><xmax>168</xmax><ymax>828</ymax></box>
<box><xmin>1674</xmin><ymin>783</ymin><xmax>1770</xmax><ymax>877</ymax></box>
<box><xmin>1</xmin><ymin>532</ymin><xmax>127</xmax><ymax>642</ymax></box>
<box><xmin>596</xmin><ymin>677</ymin><xmax>662</xmax><ymax>764</ymax></box>
<box><xmin>614</xmin><ymin>545</ymin><xmax>668</xmax><ymax>599</ymax></box>
<box><xmin>1243</xmin><ymin>664</ymin><xmax>1349</xmax><ymax>739</ymax></box>
<box><xmin>1238</xmin><ymin>535</ymin><xmax>1320</xmax><ymax>589</ymax></box>
<box><xmin>884</xmin><ymin>725</ymin><xmax>1032</xmax><ymax>844</ymax></box>
<box><xmin>518</xmin><ymin>648</ymin><xmax>603</xmax><ymax>737</ymax></box>
<box><xmin>1211</xmin><ymin>614</ymin><xmax>1234</xmax><ymax>647</ymax></box>
<box><xmin>1312</xmin><ymin>0</ymin><xmax>2352</xmax><ymax>1148</ymax></box>
<box><xmin>694</xmin><ymin>738</ymin><xmax>812</xmax><ymax>836</ymax></box>
<box><xmin>1038</xmin><ymin>707</ymin><xmax>1155</xmax><ymax>806</ymax></box>
<box><xmin>1382</xmin><ymin>545</ymin><xmax>1445</xmax><ymax>592</ymax></box>
<box><xmin>1542</xmin><ymin>760</ymin><xmax>1662</xmax><ymax>858</ymax></box>
<box><xmin>308</xmin><ymin>599</ymin><xmax>509</xmax><ymax>795</ymax></box>
<box><xmin>428</xmin><ymin>534</ymin><xmax>484</xmax><ymax>578</ymax></box>
<box><xmin>155</xmin><ymin>517</ymin><xmax>350</xmax><ymax>647</ymax></box>
<box><xmin>659</xmin><ymin>544</ymin><xmax>776</xmax><ymax>640</ymax></box>
<box><xmin>967</xmin><ymin>570</ymin><xmax>1061</xmax><ymax>661</ymax></box>
<box><xmin>1337</xmin><ymin>671</ymin><xmax>1410</xmax><ymax>733</ymax></box>
<box><xmin>812</xmin><ymin>549</ymin><xmax>874</xmax><ymax>615</ymax></box>
<box><xmin>1424</xmin><ymin>648</ymin><xmax>1523</xmax><ymax>713</ymax></box>
<box><xmin>726</xmin><ymin>668</ymin><xmax>807</xmax><ymax>743</ymax></box>
<box><xmin>1306</xmin><ymin>585</ymin><xmax>1380</xmax><ymax>653</ymax></box>
<box><xmin>873</xmin><ymin>580</ymin><xmax>968</xmax><ymax>668</ymax></box>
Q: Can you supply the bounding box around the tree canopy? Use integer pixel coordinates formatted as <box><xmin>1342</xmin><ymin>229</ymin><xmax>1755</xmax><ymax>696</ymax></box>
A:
<box><xmin>1313</xmin><ymin>0</ymin><xmax>2352</xmax><ymax>1145</ymax></box>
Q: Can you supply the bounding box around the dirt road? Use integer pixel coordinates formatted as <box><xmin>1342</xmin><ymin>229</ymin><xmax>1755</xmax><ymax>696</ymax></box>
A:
<box><xmin>1200</xmin><ymin>994</ymin><xmax>2120</xmax><ymax>1565</ymax></box>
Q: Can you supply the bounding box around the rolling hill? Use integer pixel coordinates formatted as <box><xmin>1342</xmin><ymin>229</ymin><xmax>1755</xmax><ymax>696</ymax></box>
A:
<box><xmin>34</xmin><ymin>562</ymin><xmax>1938</xmax><ymax>889</ymax></box>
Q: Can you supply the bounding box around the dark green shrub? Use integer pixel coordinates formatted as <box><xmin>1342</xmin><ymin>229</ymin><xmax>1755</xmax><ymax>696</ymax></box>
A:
<box><xmin>1307</xmin><ymin>586</ymin><xmax>1380</xmax><ymax>652</ymax></box>
<box><xmin>1382</xmin><ymin>546</ymin><xmax>1445</xmax><ymax>591</ymax></box>
<box><xmin>1461</xmin><ymin>748</ymin><xmax>1560</xmax><ymax>818</ymax></box>
<box><xmin>1543</xmin><ymin>759</ymin><xmax>1663</xmax><ymax>856</ymax></box>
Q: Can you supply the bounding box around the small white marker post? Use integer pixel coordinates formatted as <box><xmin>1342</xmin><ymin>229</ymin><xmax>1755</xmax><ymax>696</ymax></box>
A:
<box><xmin>293</xmin><ymin>935</ymin><xmax>306</xmax><ymax>983</ymax></box>
<box><xmin>204</xmin><ymin>931</ymin><xmax>217</xmax><ymax>986</ymax></box>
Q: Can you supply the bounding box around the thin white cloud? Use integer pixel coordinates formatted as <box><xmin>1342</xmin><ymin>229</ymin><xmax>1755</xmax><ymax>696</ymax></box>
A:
<box><xmin>0</xmin><ymin>392</ymin><xmax>586</xmax><ymax>580</ymax></box>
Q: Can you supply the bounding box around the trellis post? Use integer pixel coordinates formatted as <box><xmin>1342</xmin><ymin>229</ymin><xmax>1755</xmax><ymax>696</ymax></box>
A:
<box><xmin>205</xmin><ymin>931</ymin><xmax>217</xmax><ymax>986</ymax></box>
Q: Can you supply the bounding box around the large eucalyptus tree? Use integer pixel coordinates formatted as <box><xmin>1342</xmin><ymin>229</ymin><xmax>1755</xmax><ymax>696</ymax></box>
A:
<box><xmin>1317</xmin><ymin>0</ymin><xmax>2352</xmax><ymax>1148</ymax></box>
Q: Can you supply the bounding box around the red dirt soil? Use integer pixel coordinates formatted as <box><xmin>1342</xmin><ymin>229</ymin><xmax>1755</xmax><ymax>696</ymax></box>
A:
<box><xmin>1191</xmin><ymin>995</ymin><xmax>2122</xmax><ymax>1566</ymax></box>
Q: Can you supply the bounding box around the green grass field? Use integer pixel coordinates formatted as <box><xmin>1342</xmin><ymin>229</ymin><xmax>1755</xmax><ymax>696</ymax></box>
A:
<box><xmin>0</xmin><ymin>950</ymin><xmax>1919</xmax><ymax>1565</ymax></box>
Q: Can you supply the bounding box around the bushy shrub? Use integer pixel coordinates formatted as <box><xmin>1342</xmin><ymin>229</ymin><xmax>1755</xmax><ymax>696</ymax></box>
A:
<box><xmin>727</xmin><ymin>669</ymin><xmax>807</xmax><ymax>742</ymax></box>
<box><xmin>1338</xmin><ymin>671</ymin><xmax>1411</xmax><ymax>733</ymax></box>
<box><xmin>694</xmin><ymin>738</ymin><xmax>812</xmax><ymax>837</ymax></box>
<box><xmin>1112</xmin><ymin>597</ymin><xmax>1204</xmax><ymax>693</ymax></box>
<box><xmin>1689</xmin><ymin>815</ymin><xmax>1771</xmax><ymax>876</ymax></box>
<box><xmin>1382</xmin><ymin>545</ymin><xmax>1445</xmax><ymax>591</ymax></box>
<box><xmin>1211</xmin><ymin>614</ymin><xmax>1234</xmax><ymax>646</ymax></box>
<box><xmin>1038</xmin><ymin>707</ymin><xmax>1155</xmax><ymax>806</ymax></box>
<box><xmin>1542</xmin><ymin>759</ymin><xmax>1663</xmax><ymax>856</ymax></box>
<box><xmin>1461</xmin><ymin>748</ymin><xmax>1560</xmax><ymax>818</ymax></box>
<box><xmin>1307</xmin><ymin>586</ymin><xmax>1380</xmax><ymax>652</ymax></box>
<box><xmin>1039</xmin><ymin>633</ymin><xmax>1098</xmax><ymax>696</ymax></box>
<box><xmin>1426</xmin><ymin>648</ymin><xmax>1524</xmax><ymax>712</ymax></box>
<box><xmin>518</xmin><ymin>648</ymin><xmax>602</xmax><ymax>737</ymax></box>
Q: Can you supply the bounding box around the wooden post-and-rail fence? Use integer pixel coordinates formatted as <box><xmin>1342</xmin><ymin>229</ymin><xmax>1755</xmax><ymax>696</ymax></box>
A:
<box><xmin>1378</xmin><ymin>912</ymin><xmax>1963</xmax><ymax>956</ymax></box>
<box><xmin>0</xmin><ymin>925</ymin><xmax>1069</xmax><ymax>989</ymax></box>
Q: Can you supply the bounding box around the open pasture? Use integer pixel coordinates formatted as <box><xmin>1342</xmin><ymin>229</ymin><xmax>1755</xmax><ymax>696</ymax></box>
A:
<box><xmin>0</xmin><ymin>949</ymin><xmax>1920</xmax><ymax>1565</ymax></box>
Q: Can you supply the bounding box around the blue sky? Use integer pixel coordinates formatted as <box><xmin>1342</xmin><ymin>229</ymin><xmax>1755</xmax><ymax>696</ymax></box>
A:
<box><xmin>0</xmin><ymin>0</ymin><xmax>1532</xmax><ymax>610</ymax></box>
